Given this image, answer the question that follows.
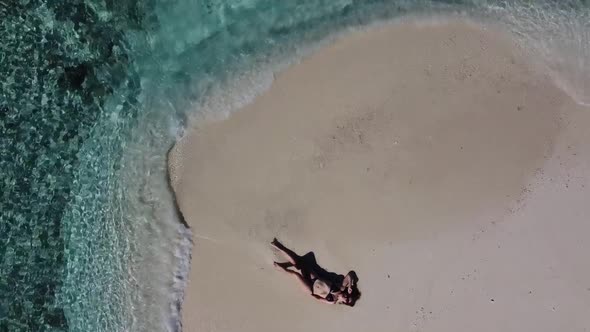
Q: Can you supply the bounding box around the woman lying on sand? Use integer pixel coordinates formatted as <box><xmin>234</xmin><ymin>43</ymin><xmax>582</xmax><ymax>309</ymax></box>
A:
<box><xmin>271</xmin><ymin>238</ymin><xmax>361</xmax><ymax>306</ymax></box>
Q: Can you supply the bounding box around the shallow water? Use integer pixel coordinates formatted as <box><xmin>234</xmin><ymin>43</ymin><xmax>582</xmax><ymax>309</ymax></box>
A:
<box><xmin>1</xmin><ymin>1</ymin><xmax>589</xmax><ymax>331</ymax></box>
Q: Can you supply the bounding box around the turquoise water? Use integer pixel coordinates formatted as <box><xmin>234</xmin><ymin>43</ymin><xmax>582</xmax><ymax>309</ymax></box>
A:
<box><xmin>1</xmin><ymin>1</ymin><xmax>589</xmax><ymax>331</ymax></box>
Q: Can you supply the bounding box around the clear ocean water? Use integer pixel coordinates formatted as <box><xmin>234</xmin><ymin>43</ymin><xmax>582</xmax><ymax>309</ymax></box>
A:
<box><xmin>1</xmin><ymin>1</ymin><xmax>589</xmax><ymax>331</ymax></box>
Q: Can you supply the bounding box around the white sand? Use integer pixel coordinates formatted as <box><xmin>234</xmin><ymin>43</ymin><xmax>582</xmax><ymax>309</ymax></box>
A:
<box><xmin>169</xmin><ymin>20</ymin><xmax>590</xmax><ymax>332</ymax></box>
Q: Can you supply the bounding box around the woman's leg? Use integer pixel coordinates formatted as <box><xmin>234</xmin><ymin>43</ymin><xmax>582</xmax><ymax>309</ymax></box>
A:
<box><xmin>271</xmin><ymin>238</ymin><xmax>300</xmax><ymax>266</ymax></box>
<box><xmin>282</xmin><ymin>268</ymin><xmax>313</xmax><ymax>294</ymax></box>
<box><xmin>274</xmin><ymin>261</ymin><xmax>293</xmax><ymax>269</ymax></box>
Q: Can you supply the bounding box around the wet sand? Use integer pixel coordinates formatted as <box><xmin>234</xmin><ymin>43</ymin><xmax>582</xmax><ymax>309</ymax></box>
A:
<box><xmin>169</xmin><ymin>20</ymin><xmax>590</xmax><ymax>332</ymax></box>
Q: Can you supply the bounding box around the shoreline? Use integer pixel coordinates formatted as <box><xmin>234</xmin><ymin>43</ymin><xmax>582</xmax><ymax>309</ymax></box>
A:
<box><xmin>169</xmin><ymin>19</ymin><xmax>589</xmax><ymax>332</ymax></box>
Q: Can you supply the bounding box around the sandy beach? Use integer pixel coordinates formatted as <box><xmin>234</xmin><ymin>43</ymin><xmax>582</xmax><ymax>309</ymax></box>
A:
<box><xmin>169</xmin><ymin>20</ymin><xmax>590</xmax><ymax>332</ymax></box>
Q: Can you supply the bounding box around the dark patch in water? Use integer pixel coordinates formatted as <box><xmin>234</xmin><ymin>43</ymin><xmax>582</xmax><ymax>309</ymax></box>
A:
<box><xmin>0</xmin><ymin>1</ymin><xmax>147</xmax><ymax>331</ymax></box>
<box><xmin>60</xmin><ymin>63</ymin><xmax>90</xmax><ymax>90</ymax></box>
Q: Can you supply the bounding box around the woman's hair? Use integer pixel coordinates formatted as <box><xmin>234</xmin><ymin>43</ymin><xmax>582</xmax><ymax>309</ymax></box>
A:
<box><xmin>344</xmin><ymin>271</ymin><xmax>361</xmax><ymax>307</ymax></box>
<box><xmin>346</xmin><ymin>286</ymin><xmax>361</xmax><ymax>307</ymax></box>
